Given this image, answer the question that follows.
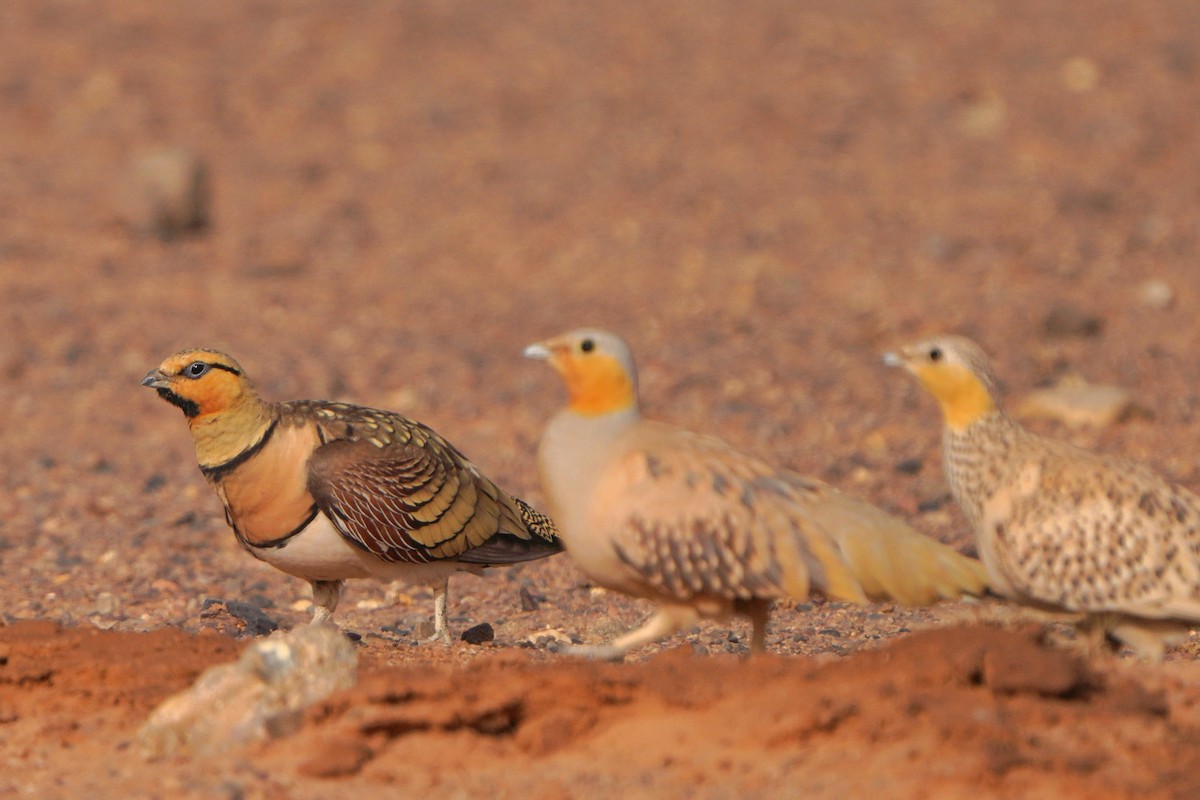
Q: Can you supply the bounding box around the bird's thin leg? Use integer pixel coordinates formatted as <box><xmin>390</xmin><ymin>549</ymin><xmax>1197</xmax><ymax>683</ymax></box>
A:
<box><xmin>310</xmin><ymin>579</ymin><xmax>343</xmax><ymax>625</ymax></box>
<box><xmin>424</xmin><ymin>578</ymin><xmax>453</xmax><ymax>645</ymax></box>
<box><xmin>741</xmin><ymin>598</ymin><xmax>772</xmax><ymax>654</ymax></box>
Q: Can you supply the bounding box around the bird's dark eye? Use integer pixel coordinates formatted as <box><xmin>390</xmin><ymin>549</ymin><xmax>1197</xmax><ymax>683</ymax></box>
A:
<box><xmin>929</xmin><ymin>348</ymin><xmax>943</xmax><ymax>362</ymax></box>
<box><xmin>580</xmin><ymin>339</ymin><xmax>595</xmax><ymax>353</ymax></box>
<box><xmin>184</xmin><ymin>361</ymin><xmax>211</xmax><ymax>379</ymax></box>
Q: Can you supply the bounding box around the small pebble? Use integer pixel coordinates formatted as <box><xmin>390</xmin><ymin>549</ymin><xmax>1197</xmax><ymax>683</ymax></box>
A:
<box><xmin>1017</xmin><ymin>377</ymin><xmax>1132</xmax><ymax>428</ymax></box>
<box><xmin>117</xmin><ymin>146</ymin><xmax>211</xmax><ymax>240</ymax></box>
<box><xmin>525</xmin><ymin>628</ymin><xmax>573</xmax><ymax>649</ymax></box>
<box><xmin>1137</xmin><ymin>279</ymin><xmax>1174</xmax><ymax>310</ymax></box>
<box><xmin>461</xmin><ymin>622</ymin><xmax>495</xmax><ymax>645</ymax></box>
<box><xmin>1042</xmin><ymin>304</ymin><xmax>1104</xmax><ymax>338</ymax></box>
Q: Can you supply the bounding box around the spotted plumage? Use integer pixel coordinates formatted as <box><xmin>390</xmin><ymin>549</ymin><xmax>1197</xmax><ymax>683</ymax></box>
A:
<box><xmin>526</xmin><ymin>329</ymin><xmax>989</xmax><ymax>659</ymax></box>
<box><xmin>143</xmin><ymin>348</ymin><xmax>560</xmax><ymax>642</ymax></box>
<box><xmin>887</xmin><ymin>334</ymin><xmax>1200</xmax><ymax>660</ymax></box>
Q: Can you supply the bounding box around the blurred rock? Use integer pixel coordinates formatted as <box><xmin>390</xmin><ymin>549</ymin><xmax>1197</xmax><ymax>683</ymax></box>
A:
<box><xmin>1061</xmin><ymin>56</ymin><xmax>1100</xmax><ymax>92</ymax></box>
<box><xmin>138</xmin><ymin>623</ymin><xmax>356</xmax><ymax>758</ymax></box>
<box><xmin>298</xmin><ymin>738</ymin><xmax>375</xmax><ymax>779</ymax></box>
<box><xmin>1042</xmin><ymin>304</ymin><xmax>1104</xmax><ymax>338</ymax></box>
<box><xmin>224</xmin><ymin>600</ymin><xmax>279</xmax><ymax>636</ymax></box>
<box><xmin>1136</xmin><ymin>279</ymin><xmax>1174</xmax><ymax>310</ymax></box>
<box><xmin>461</xmin><ymin>622</ymin><xmax>495</xmax><ymax>645</ymax></box>
<box><xmin>957</xmin><ymin>88</ymin><xmax>1006</xmax><ymax>138</ymax></box>
<box><xmin>518</xmin><ymin>584</ymin><xmax>545</xmax><ymax>611</ymax></box>
<box><xmin>1017</xmin><ymin>376</ymin><xmax>1133</xmax><ymax>428</ymax></box>
<box><xmin>118</xmin><ymin>146</ymin><xmax>211</xmax><ymax>241</ymax></box>
<box><xmin>525</xmin><ymin>628</ymin><xmax>573</xmax><ymax>649</ymax></box>
<box><xmin>199</xmin><ymin>598</ymin><xmax>279</xmax><ymax>637</ymax></box>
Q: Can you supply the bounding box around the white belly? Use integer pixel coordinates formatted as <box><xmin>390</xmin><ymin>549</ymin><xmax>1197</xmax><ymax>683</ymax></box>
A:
<box><xmin>246</xmin><ymin>513</ymin><xmax>478</xmax><ymax>587</ymax></box>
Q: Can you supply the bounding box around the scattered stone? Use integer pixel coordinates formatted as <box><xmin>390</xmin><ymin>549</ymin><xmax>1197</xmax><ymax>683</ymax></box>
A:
<box><xmin>298</xmin><ymin>738</ymin><xmax>375</xmax><ymax>779</ymax></box>
<box><xmin>1136</xmin><ymin>279</ymin><xmax>1174</xmax><ymax>310</ymax></box>
<box><xmin>224</xmin><ymin>600</ymin><xmax>279</xmax><ymax>637</ymax></box>
<box><xmin>380</xmin><ymin>623</ymin><xmax>411</xmax><ymax>638</ymax></box>
<box><xmin>1017</xmin><ymin>376</ymin><xmax>1133</xmax><ymax>428</ymax></box>
<box><xmin>587</xmin><ymin>616</ymin><xmax>627</xmax><ymax>642</ymax></box>
<box><xmin>117</xmin><ymin>146</ymin><xmax>211</xmax><ymax>241</ymax></box>
<box><xmin>957</xmin><ymin>89</ymin><xmax>1006</xmax><ymax>138</ymax></box>
<box><xmin>1042</xmin><ymin>304</ymin><xmax>1104</xmax><ymax>338</ymax></box>
<box><xmin>461</xmin><ymin>622</ymin><xmax>495</xmax><ymax>645</ymax></box>
<box><xmin>519</xmin><ymin>584</ymin><xmax>546</xmax><ymax>612</ymax></box>
<box><xmin>894</xmin><ymin>457</ymin><xmax>923</xmax><ymax>475</ymax></box>
<box><xmin>1060</xmin><ymin>56</ymin><xmax>1100</xmax><ymax>92</ymax></box>
<box><xmin>525</xmin><ymin>628</ymin><xmax>573</xmax><ymax>649</ymax></box>
<box><xmin>917</xmin><ymin>494</ymin><xmax>950</xmax><ymax>513</ymax></box>
<box><xmin>138</xmin><ymin>623</ymin><xmax>357</xmax><ymax>758</ymax></box>
<box><xmin>199</xmin><ymin>598</ymin><xmax>279</xmax><ymax>637</ymax></box>
<box><xmin>92</xmin><ymin>592</ymin><xmax>121</xmax><ymax>617</ymax></box>
<box><xmin>413</xmin><ymin>620</ymin><xmax>436</xmax><ymax>640</ymax></box>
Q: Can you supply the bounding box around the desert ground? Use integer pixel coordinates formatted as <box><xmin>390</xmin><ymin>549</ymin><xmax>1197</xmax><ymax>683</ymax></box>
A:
<box><xmin>4</xmin><ymin>1</ymin><xmax>1200</xmax><ymax>797</ymax></box>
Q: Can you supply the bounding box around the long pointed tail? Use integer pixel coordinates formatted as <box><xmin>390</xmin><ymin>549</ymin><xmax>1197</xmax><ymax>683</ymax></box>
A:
<box><xmin>798</xmin><ymin>489</ymin><xmax>990</xmax><ymax>605</ymax></box>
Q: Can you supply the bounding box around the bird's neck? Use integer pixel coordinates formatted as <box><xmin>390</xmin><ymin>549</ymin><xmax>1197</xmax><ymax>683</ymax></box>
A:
<box><xmin>187</xmin><ymin>398</ymin><xmax>277</xmax><ymax>471</ymax></box>
<box><xmin>563</xmin><ymin>360</ymin><xmax>638</xmax><ymax>417</ymax></box>
<box><xmin>538</xmin><ymin>406</ymin><xmax>640</xmax><ymax>529</ymax></box>
<box><xmin>941</xmin><ymin>411</ymin><xmax>1020</xmax><ymax>527</ymax></box>
<box><xmin>918</xmin><ymin>366</ymin><xmax>999</xmax><ymax>433</ymax></box>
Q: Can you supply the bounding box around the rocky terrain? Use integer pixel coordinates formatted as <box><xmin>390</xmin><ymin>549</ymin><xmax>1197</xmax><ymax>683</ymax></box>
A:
<box><xmin>3</xmin><ymin>1</ymin><xmax>1200</xmax><ymax>797</ymax></box>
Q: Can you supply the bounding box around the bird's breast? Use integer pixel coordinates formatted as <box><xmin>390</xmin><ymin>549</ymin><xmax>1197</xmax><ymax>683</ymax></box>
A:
<box><xmin>537</xmin><ymin>409</ymin><xmax>637</xmax><ymax>541</ymax></box>
<box><xmin>219</xmin><ymin>422</ymin><xmax>323</xmax><ymax>546</ymax></box>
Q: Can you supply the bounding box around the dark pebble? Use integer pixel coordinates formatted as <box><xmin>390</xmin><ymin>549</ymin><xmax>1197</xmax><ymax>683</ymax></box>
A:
<box><xmin>461</xmin><ymin>622</ymin><xmax>495</xmax><ymax>645</ymax></box>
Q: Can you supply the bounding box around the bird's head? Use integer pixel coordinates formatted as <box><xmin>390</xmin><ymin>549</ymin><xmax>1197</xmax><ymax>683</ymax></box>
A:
<box><xmin>524</xmin><ymin>328</ymin><xmax>639</xmax><ymax>416</ymax></box>
<box><xmin>883</xmin><ymin>335</ymin><xmax>1000</xmax><ymax>431</ymax></box>
<box><xmin>142</xmin><ymin>349</ymin><xmax>257</xmax><ymax>420</ymax></box>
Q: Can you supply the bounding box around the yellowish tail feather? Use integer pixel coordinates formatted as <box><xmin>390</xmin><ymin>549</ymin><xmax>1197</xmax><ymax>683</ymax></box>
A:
<box><xmin>799</xmin><ymin>493</ymin><xmax>990</xmax><ymax>605</ymax></box>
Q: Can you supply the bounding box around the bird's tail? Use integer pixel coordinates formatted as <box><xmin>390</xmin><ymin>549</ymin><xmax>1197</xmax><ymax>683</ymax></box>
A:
<box><xmin>513</xmin><ymin>496</ymin><xmax>561</xmax><ymax>545</ymax></box>
<box><xmin>798</xmin><ymin>489</ymin><xmax>990</xmax><ymax>605</ymax></box>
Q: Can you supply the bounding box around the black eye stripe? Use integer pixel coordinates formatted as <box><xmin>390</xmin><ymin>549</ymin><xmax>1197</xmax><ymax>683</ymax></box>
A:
<box><xmin>180</xmin><ymin>360</ymin><xmax>240</xmax><ymax>379</ymax></box>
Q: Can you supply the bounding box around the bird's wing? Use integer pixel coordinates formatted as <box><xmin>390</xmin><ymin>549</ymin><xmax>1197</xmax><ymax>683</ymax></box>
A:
<box><xmin>299</xmin><ymin>402</ymin><xmax>559</xmax><ymax>564</ymax></box>
<box><xmin>588</xmin><ymin>425</ymin><xmax>868</xmax><ymax>605</ymax></box>
<box><xmin>993</xmin><ymin>453</ymin><xmax>1200</xmax><ymax>619</ymax></box>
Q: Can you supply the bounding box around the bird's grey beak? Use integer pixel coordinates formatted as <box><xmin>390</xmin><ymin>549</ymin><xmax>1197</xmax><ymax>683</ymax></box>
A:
<box><xmin>882</xmin><ymin>352</ymin><xmax>904</xmax><ymax>368</ymax></box>
<box><xmin>523</xmin><ymin>343</ymin><xmax>551</xmax><ymax>361</ymax></box>
<box><xmin>142</xmin><ymin>369</ymin><xmax>171</xmax><ymax>389</ymax></box>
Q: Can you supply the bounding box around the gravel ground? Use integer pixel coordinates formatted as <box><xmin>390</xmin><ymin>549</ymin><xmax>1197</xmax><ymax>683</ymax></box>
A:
<box><xmin>3</xmin><ymin>1</ymin><xmax>1200</xmax><ymax>796</ymax></box>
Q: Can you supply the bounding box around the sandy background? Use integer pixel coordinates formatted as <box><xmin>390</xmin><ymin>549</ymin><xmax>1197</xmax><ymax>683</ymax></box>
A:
<box><xmin>3</xmin><ymin>1</ymin><xmax>1200</xmax><ymax>797</ymax></box>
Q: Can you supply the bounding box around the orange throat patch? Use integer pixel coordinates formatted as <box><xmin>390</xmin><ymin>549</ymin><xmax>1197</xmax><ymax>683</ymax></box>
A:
<box><xmin>915</xmin><ymin>363</ymin><xmax>997</xmax><ymax>432</ymax></box>
<box><xmin>561</xmin><ymin>354</ymin><xmax>637</xmax><ymax>416</ymax></box>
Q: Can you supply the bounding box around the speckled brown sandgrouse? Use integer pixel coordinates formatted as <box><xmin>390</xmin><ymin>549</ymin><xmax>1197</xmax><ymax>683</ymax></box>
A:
<box><xmin>525</xmin><ymin>328</ymin><xmax>989</xmax><ymax>659</ymax></box>
<box><xmin>143</xmin><ymin>349</ymin><xmax>560</xmax><ymax>643</ymax></box>
<box><xmin>886</xmin><ymin>334</ymin><xmax>1200</xmax><ymax>660</ymax></box>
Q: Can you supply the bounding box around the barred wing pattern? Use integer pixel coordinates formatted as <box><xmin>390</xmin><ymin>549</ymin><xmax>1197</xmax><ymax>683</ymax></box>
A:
<box><xmin>295</xmin><ymin>401</ymin><xmax>560</xmax><ymax>564</ymax></box>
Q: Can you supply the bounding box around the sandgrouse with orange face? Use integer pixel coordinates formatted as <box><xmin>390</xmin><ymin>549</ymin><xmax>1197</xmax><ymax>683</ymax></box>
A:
<box><xmin>887</xmin><ymin>335</ymin><xmax>1200</xmax><ymax>660</ymax></box>
<box><xmin>525</xmin><ymin>329</ymin><xmax>989</xmax><ymax>659</ymax></box>
<box><xmin>143</xmin><ymin>349</ymin><xmax>560</xmax><ymax>643</ymax></box>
